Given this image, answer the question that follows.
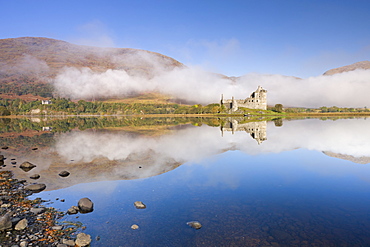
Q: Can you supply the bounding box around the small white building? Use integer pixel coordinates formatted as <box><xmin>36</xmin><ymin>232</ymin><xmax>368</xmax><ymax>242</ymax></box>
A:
<box><xmin>41</xmin><ymin>100</ymin><xmax>52</xmax><ymax>105</ymax></box>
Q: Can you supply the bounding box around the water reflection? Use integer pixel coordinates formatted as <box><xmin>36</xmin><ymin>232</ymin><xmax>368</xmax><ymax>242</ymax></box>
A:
<box><xmin>221</xmin><ymin>118</ymin><xmax>267</xmax><ymax>144</ymax></box>
<box><xmin>2</xmin><ymin>117</ymin><xmax>370</xmax><ymax>246</ymax></box>
<box><xmin>1</xmin><ymin>117</ymin><xmax>370</xmax><ymax>192</ymax></box>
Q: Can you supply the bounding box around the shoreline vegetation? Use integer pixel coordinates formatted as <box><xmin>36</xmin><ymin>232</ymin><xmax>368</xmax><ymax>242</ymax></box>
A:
<box><xmin>1</xmin><ymin>97</ymin><xmax>370</xmax><ymax>118</ymax></box>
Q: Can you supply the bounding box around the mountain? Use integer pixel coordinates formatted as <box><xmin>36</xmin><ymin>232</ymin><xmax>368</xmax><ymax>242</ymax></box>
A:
<box><xmin>0</xmin><ymin>37</ymin><xmax>184</xmax><ymax>98</ymax></box>
<box><xmin>323</xmin><ymin>61</ymin><xmax>370</xmax><ymax>75</ymax></box>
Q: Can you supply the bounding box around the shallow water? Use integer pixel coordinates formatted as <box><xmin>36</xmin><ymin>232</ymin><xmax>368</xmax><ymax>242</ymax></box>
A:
<box><xmin>3</xmin><ymin>117</ymin><xmax>370</xmax><ymax>246</ymax></box>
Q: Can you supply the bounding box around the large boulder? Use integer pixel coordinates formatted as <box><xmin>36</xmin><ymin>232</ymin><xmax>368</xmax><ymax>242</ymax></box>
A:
<box><xmin>78</xmin><ymin>198</ymin><xmax>94</xmax><ymax>213</ymax></box>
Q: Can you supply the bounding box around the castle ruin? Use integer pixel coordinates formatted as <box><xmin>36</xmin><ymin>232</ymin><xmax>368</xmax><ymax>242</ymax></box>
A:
<box><xmin>221</xmin><ymin>86</ymin><xmax>267</xmax><ymax>112</ymax></box>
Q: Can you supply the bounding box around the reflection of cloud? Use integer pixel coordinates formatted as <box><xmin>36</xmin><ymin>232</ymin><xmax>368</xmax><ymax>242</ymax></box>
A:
<box><xmin>55</xmin><ymin>119</ymin><xmax>370</xmax><ymax>165</ymax></box>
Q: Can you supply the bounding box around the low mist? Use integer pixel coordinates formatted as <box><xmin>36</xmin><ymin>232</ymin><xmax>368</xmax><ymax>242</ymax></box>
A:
<box><xmin>53</xmin><ymin>64</ymin><xmax>370</xmax><ymax>108</ymax></box>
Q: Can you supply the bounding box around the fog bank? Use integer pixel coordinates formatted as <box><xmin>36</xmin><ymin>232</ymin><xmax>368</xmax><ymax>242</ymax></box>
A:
<box><xmin>53</xmin><ymin>65</ymin><xmax>370</xmax><ymax>107</ymax></box>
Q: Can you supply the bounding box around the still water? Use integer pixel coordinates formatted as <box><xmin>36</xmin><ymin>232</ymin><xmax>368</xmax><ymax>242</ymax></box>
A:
<box><xmin>2</xmin><ymin>117</ymin><xmax>370</xmax><ymax>246</ymax></box>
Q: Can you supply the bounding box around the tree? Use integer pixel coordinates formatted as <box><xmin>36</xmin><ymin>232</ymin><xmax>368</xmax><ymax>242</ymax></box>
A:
<box><xmin>0</xmin><ymin>106</ymin><xmax>11</xmax><ymax>116</ymax></box>
<box><xmin>274</xmin><ymin>104</ymin><xmax>284</xmax><ymax>113</ymax></box>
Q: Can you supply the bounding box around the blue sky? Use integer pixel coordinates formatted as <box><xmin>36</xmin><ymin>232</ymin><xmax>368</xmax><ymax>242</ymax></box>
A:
<box><xmin>1</xmin><ymin>0</ymin><xmax>370</xmax><ymax>78</ymax></box>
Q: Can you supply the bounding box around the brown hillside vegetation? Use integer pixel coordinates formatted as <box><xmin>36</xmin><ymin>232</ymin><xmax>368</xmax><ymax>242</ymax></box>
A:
<box><xmin>323</xmin><ymin>61</ymin><xmax>370</xmax><ymax>75</ymax></box>
<box><xmin>0</xmin><ymin>37</ymin><xmax>184</xmax><ymax>99</ymax></box>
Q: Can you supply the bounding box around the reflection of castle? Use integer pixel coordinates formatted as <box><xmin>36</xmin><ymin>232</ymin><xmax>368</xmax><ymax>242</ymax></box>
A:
<box><xmin>221</xmin><ymin>86</ymin><xmax>267</xmax><ymax>112</ymax></box>
<box><xmin>221</xmin><ymin>119</ymin><xmax>267</xmax><ymax>144</ymax></box>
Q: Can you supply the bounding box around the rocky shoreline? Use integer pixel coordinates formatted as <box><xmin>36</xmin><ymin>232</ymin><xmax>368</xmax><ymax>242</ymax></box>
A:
<box><xmin>0</xmin><ymin>170</ymin><xmax>91</xmax><ymax>247</ymax></box>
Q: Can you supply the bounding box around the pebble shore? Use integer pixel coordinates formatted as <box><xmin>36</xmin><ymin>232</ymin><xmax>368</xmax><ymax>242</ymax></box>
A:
<box><xmin>0</xmin><ymin>170</ymin><xmax>90</xmax><ymax>247</ymax></box>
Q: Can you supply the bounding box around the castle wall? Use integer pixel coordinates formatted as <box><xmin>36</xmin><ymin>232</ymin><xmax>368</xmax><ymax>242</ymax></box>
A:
<box><xmin>221</xmin><ymin>86</ymin><xmax>267</xmax><ymax>111</ymax></box>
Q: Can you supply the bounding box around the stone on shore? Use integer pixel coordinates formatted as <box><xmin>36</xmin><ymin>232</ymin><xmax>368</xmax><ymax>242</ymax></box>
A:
<box><xmin>19</xmin><ymin>162</ymin><xmax>36</xmax><ymax>172</ymax></box>
<box><xmin>58</xmin><ymin>171</ymin><xmax>70</xmax><ymax>177</ymax></box>
<box><xmin>0</xmin><ymin>213</ymin><xmax>12</xmax><ymax>231</ymax></box>
<box><xmin>187</xmin><ymin>221</ymin><xmax>202</xmax><ymax>230</ymax></box>
<box><xmin>15</xmin><ymin>218</ymin><xmax>28</xmax><ymax>230</ymax></box>
<box><xmin>134</xmin><ymin>201</ymin><xmax>146</xmax><ymax>209</ymax></box>
<box><xmin>30</xmin><ymin>207</ymin><xmax>45</xmax><ymax>214</ymax></box>
<box><xmin>62</xmin><ymin>238</ymin><xmax>76</xmax><ymax>246</ymax></box>
<box><xmin>78</xmin><ymin>198</ymin><xmax>94</xmax><ymax>213</ymax></box>
<box><xmin>25</xmin><ymin>183</ymin><xmax>46</xmax><ymax>193</ymax></box>
<box><xmin>75</xmin><ymin>233</ymin><xmax>92</xmax><ymax>247</ymax></box>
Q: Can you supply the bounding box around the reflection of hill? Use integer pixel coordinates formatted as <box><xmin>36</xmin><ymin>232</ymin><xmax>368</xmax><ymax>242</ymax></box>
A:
<box><xmin>7</xmin><ymin>151</ymin><xmax>181</xmax><ymax>191</ymax></box>
<box><xmin>323</xmin><ymin>151</ymin><xmax>370</xmax><ymax>164</ymax></box>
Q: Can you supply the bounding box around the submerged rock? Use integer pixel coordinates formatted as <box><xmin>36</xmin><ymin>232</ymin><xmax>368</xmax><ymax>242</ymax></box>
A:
<box><xmin>75</xmin><ymin>233</ymin><xmax>91</xmax><ymax>247</ymax></box>
<box><xmin>19</xmin><ymin>162</ymin><xmax>36</xmax><ymax>172</ymax></box>
<box><xmin>187</xmin><ymin>221</ymin><xmax>202</xmax><ymax>230</ymax></box>
<box><xmin>134</xmin><ymin>201</ymin><xmax>146</xmax><ymax>209</ymax></box>
<box><xmin>0</xmin><ymin>213</ymin><xmax>12</xmax><ymax>231</ymax></box>
<box><xmin>78</xmin><ymin>198</ymin><xmax>94</xmax><ymax>213</ymax></box>
<box><xmin>58</xmin><ymin>171</ymin><xmax>70</xmax><ymax>177</ymax></box>
<box><xmin>25</xmin><ymin>183</ymin><xmax>46</xmax><ymax>193</ymax></box>
<box><xmin>1</xmin><ymin>146</ymin><xmax>8</xmax><ymax>150</ymax></box>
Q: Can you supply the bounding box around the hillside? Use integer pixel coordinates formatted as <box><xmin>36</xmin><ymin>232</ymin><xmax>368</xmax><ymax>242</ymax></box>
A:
<box><xmin>0</xmin><ymin>37</ymin><xmax>184</xmax><ymax>98</ymax></box>
<box><xmin>323</xmin><ymin>61</ymin><xmax>370</xmax><ymax>75</ymax></box>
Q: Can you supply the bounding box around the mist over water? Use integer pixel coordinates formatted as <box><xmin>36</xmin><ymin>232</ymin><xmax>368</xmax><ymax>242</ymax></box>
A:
<box><xmin>53</xmin><ymin>64</ymin><xmax>370</xmax><ymax>107</ymax></box>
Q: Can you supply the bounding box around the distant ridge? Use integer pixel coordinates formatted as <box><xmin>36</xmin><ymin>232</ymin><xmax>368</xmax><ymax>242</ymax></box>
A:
<box><xmin>0</xmin><ymin>37</ymin><xmax>183</xmax><ymax>77</ymax></box>
<box><xmin>0</xmin><ymin>37</ymin><xmax>184</xmax><ymax>98</ymax></box>
<box><xmin>323</xmin><ymin>61</ymin><xmax>370</xmax><ymax>75</ymax></box>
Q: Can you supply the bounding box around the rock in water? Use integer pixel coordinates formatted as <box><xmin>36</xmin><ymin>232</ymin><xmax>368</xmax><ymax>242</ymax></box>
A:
<box><xmin>134</xmin><ymin>201</ymin><xmax>146</xmax><ymax>209</ymax></box>
<box><xmin>67</xmin><ymin>206</ymin><xmax>79</xmax><ymax>215</ymax></box>
<box><xmin>78</xmin><ymin>198</ymin><xmax>94</xmax><ymax>213</ymax></box>
<box><xmin>187</xmin><ymin>221</ymin><xmax>202</xmax><ymax>230</ymax></box>
<box><xmin>30</xmin><ymin>174</ymin><xmax>40</xmax><ymax>180</ymax></box>
<box><xmin>58</xmin><ymin>171</ymin><xmax>70</xmax><ymax>177</ymax></box>
<box><xmin>131</xmin><ymin>224</ymin><xmax>139</xmax><ymax>230</ymax></box>
<box><xmin>75</xmin><ymin>233</ymin><xmax>91</xmax><ymax>247</ymax></box>
<box><xmin>15</xmin><ymin>218</ymin><xmax>28</xmax><ymax>230</ymax></box>
<box><xmin>25</xmin><ymin>183</ymin><xmax>46</xmax><ymax>193</ymax></box>
<box><xmin>0</xmin><ymin>155</ymin><xmax>4</xmax><ymax>161</ymax></box>
<box><xmin>0</xmin><ymin>213</ymin><xmax>12</xmax><ymax>231</ymax></box>
<box><xmin>19</xmin><ymin>162</ymin><xmax>36</xmax><ymax>172</ymax></box>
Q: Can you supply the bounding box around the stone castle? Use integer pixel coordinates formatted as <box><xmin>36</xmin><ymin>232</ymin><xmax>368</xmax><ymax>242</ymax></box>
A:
<box><xmin>221</xmin><ymin>86</ymin><xmax>267</xmax><ymax>112</ymax></box>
